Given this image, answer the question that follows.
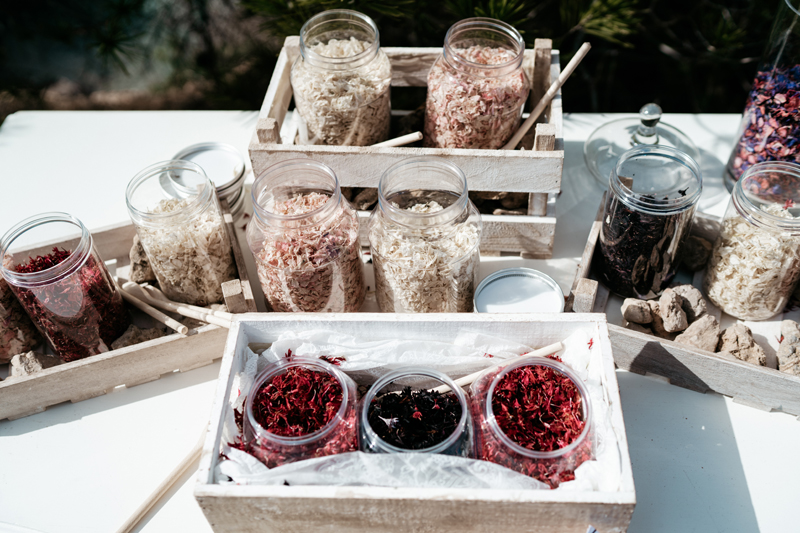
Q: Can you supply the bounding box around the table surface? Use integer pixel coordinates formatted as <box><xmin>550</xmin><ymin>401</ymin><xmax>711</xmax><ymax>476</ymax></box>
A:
<box><xmin>0</xmin><ymin>110</ymin><xmax>798</xmax><ymax>533</ymax></box>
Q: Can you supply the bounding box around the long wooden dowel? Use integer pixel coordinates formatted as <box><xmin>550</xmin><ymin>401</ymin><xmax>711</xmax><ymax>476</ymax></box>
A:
<box><xmin>115</xmin><ymin>281</ymin><xmax>189</xmax><ymax>336</ymax></box>
<box><xmin>140</xmin><ymin>284</ymin><xmax>234</xmax><ymax>321</ymax></box>
<box><xmin>430</xmin><ymin>340</ymin><xmax>565</xmax><ymax>393</ymax></box>
<box><xmin>122</xmin><ymin>282</ymin><xmax>232</xmax><ymax>329</ymax></box>
<box><xmin>372</xmin><ymin>131</ymin><xmax>423</xmax><ymax>148</ymax></box>
<box><xmin>115</xmin><ymin>431</ymin><xmax>205</xmax><ymax>533</ymax></box>
<box><xmin>502</xmin><ymin>43</ymin><xmax>591</xmax><ymax>150</ymax></box>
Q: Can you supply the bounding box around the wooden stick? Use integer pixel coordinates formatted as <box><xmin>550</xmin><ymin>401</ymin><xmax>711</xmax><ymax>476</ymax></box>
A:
<box><xmin>115</xmin><ymin>281</ymin><xmax>189</xmax><ymax>336</ymax></box>
<box><xmin>122</xmin><ymin>282</ymin><xmax>232</xmax><ymax>329</ymax></box>
<box><xmin>372</xmin><ymin>131</ymin><xmax>423</xmax><ymax>148</ymax></box>
<box><xmin>115</xmin><ymin>431</ymin><xmax>205</xmax><ymax>533</ymax></box>
<box><xmin>502</xmin><ymin>43</ymin><xmax>591</xmax><ymax>150</ymax></box>
<box><xmin>430</xmin><ymin>340</ymin><xmax>565</xmax><ymax>394</ymax></box>
<box><xmin>140</xmin><ymin>284</ymin><xmax>234</xmax><ymax>321</ymax></box>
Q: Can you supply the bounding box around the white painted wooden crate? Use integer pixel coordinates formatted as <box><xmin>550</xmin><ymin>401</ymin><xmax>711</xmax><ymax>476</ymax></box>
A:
<box><xmin>566</xmin><ymin>196</ymin><xmax>800</xmax><ymax>418</ymax></box>
<box><xmin>0</xmin><ymin>203</ymin><xmax>256</xmax><ymax>421</ymax></box>
<box><xmin>248</xmin><ymin>37</ymin><xmax>564</xmax><ymax>259</ymax></box>
<box><xmin>195</xmin><ymin>314</ymin><xmax>636</xmax><ymax>533</ymax></box>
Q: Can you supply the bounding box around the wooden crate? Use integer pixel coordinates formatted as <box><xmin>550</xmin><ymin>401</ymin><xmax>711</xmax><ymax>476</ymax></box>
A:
<box><xmin>566</xmin><ymin>196</ymin><xmax>800</xmax><ymax>418</ymax></box>
<box><xmin>248</xmin><ymin>37</ymin><xmax>563</xmax><ymax>259</ymax></box>
<box><xmin>194</xmin><ymin>313</ymin><xmax>636</xmax><ymax>533</ymax></box>
<box><xmin>0</xmin><ymin>203</ymin><xmax>257</xmax><ymax>421</ymax></box>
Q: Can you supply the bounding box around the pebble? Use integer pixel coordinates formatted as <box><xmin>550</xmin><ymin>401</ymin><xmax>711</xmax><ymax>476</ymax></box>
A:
<box><xmin>129</xmin><ymin>234</ymin><xmax>156</xmax><ymax>283</ymax></box>
<box><xmin>622</xmin><ymin>298</ymin><xmax>652</xmax><ymax>324</ymax></box>
<box><xmin>10</xmin><ymin>351</ymin><xmax>61</xmax><ymax>377</ymax></box>
<box><xmin>674</xmin><ymin>315</ymin><xmax>720</xmax><ymax>352</ymax></box>
<box><xmin>777</xmin><ymin>320</ymin><xmax>800</xmax><ymax>376</ymax></box>
<box><xmin>111</xmin><ymin>324</ymin><xmax>166</xmax><ymax>350</ymax></box>
<box><xmin>718</xmin><ymin>324</ymin><xmax>767</xmax><ymax>366</ymax></box>
<box><xmin>649</xmin><ymin>301</ymin><xmax>676</xmax><ymax>340</ymax></box>
<box><xmin>671</xmin><ymin>284</ymin><xmax>707</xmax><ymax>323</ymax></box>
<box><xmin>659</xmin><ymin>288</ymin><xmax>688</xmax><ymax>333</ymax></box>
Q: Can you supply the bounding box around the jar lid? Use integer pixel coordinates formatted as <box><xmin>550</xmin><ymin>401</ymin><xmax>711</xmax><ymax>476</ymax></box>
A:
<box><xmin>168</xmin><ymin>143</ymin><xmax>246</xmax><ymax>200</ymax></box>
<box><xmin>474</xmin><ymin>268</ymin><xmax>564</xmax><ymax>313</ymax></box>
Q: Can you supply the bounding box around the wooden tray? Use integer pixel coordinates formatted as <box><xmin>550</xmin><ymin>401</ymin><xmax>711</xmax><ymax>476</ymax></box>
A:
<box><xmin>0</xmin><ymin>202</ymin><xmax>257</xmax><ymax>421</ymax></box>
<box><xmin>566</xmin><ymin>195</ymin><xmax>800</xmax><ymax>418</ymax></box>
<box><xmin>195</xmin><ymin>313</ymin><xmax>636</xmax><ymax>533</ymax></box>
<box><xmin>248</xmin><ymin>37</ymin><xmax>563</xmax><ymax>259</ymax></box>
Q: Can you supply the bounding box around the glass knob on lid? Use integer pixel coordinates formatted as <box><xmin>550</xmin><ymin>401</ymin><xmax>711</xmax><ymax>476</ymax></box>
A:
<box><xmin>584</xmin><ymin>103</ymin><xmax>700</xmax><ymax>186</ymax></box>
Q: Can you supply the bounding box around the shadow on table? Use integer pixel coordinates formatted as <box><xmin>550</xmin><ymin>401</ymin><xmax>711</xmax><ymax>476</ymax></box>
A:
<box><xmin>0</xmin><ymin>361</ymin><xmax>220</xmax><ymax>436</ymax></box>
<box><xmin>617</xmin><ymin>371</ymin><xmax>759</xmax><ymax>533</ymax></box>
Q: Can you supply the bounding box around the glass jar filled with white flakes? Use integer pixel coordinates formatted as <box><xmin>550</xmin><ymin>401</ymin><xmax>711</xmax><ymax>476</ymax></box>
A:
<box><xmin>704</xmin><ymin>162</ymin><xmax>800</xmax><ymax>320</ymax></box>
<box><xmin>247</xmin><ymin>159</ymin><xmax>365</xmax><ymax>312</ymax></box>
<box><xmin>125</xmin><ymin>160</ymin><xmax>237</xmax><ymax>307</ymax></box>
<box><xmin>424</xmin><ymin>18</ymin><xmax>529</xmax><ymax>149</ymax></box>
<box><xmin>368</xmin><ymin>156</ymin><xmax>482</xmax><ymax>313</ymax></box>
<box><xmin>290</xmin><ymin>9</ymin><xmax>392</xmax><ymax>146</ymax></box>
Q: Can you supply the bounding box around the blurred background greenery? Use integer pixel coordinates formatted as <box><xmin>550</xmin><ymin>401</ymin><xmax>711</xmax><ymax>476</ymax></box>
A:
<box><xmin>0</xmin><ymin>0</ymin><xmax>778</xmax><ymax>125</ymax></box>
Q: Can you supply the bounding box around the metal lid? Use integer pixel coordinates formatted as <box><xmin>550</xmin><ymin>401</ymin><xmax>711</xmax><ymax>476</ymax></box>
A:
<box><xmin>474</xmin><ymin>268</ymin><xmax>565</xmax><ymax>313</ymax></box>
<box><xmin>170</xmin><ymin>142</ymin><xmax>246</xmax><ymax>195</ymax></box>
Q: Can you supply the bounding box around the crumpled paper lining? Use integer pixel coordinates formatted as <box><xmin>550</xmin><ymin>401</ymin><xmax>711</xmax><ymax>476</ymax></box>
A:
<box><xmin>216</xmin><ymin>328</ymin><xmax>623</xmax><ymax>492</ymax></box>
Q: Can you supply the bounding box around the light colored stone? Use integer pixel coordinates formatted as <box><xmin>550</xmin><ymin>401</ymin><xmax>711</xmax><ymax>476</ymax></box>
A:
<box><xmin>621</xmin><ymin>298</ymin><xmax>652</xmax><ymax>324</ymax></box>
<box><xmin>659</xmin><ymin>288</ymin><xmax>688</xmax><ymax>333</ymax></box>
<box><xmin>623</xmin><ymin>320</ymin><xmax>652</xmax><ymax>334</ymax></box>
<box><xmin>777</xmin><ymin>320</ymin><xmax>800</xmax><ymax>376</ymax></box>
<box><xmin>111</xmin><ymin>324</ymin><xmax>166</xmax><ymax>350</ymax></box>
<box><xmin>681</xmin><ymin>236</ymin><xmax>712</xmax><ymax>271</ymax></box>
<box><xmin>671</xmin><ymin>284</ymin><xmax>707</xmax><ymax>323</ymax></box>
<box><xmin>718</xmin><ymin>324</ymin><xmax>767</xmax><ymax>366</ymax></box>
<box><xmin>10</xmin><ymin>351</ymin><xmax>61</xmax><ymax>377</ymax></box>
<box><xmin>648</xmin><ymin>301</ymin><xmax>676</xmax><ymax>341</ymax></box>
<box><xmin>674</xmin><ymin>315</ymin><xmax>720</xmax><ymax>352</ymax></box>
<box><xmin>129</xmin><ymin>234</ymin><xmax>156</xmax><ymax>283</ymax></box>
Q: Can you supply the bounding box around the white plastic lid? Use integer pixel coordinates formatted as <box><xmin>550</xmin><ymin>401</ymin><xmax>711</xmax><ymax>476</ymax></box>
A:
<box><xmin>474</xmin><ymin>268</ymin><xmax>565</xmax><ymax>313</ymax></box>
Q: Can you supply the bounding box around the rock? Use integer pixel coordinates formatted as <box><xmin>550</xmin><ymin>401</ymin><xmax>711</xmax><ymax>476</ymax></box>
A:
<box><xmin>674</xmin><ymin>315</ymin><xmax>720</xmax><ymax>352</ymax></box>
<box><xmin>111</xmin><ymin>324</ymin><xmax>166</xmax><ymax>350</ymax></box>
<box><xmin>129</xmin><ymin>235</ymin><xmax>156</xmax><ymax>283</ymax></box>
<box><xmin>777</xmin><ymin>320</ymin><xmax>800</xmax><ymax>376</ymax></box>
<box><xmin>621</xmin><ymin>298</ymin><xmax>652</xmax><ymax>324</ymax></box>
<box><xmin>10</xmin><ymin>351</ymin><xmax>61</xmax><ymax>377</ymax></box>
<box><xmin>624</xmin><ymin>320</ymin><xmax>652</xmax><ymax>334</ymax></box>
<box><xmin>681</xmin><ymin>236</ymin><xmax>713</xmax><ymax>271</ymax></box>
<box><xmin>718</xmin><ymin>324</ymin><xmax>767</xmax><ymax>366</ymax></box>
<box><xmin>352</xmin><ymin>188</ymin><xmax>378</xmax><ymax>211</ymax></box>
<box><xmin>658</xmin><ymin>289</ymin><xmax>688</xmax><ymax>332</ymax></box>
<box><xmin>649</xmin><ymin>301</ymin><xmax>676</xmax><ymax>340</ymax></box>
<box><xmin>671</xmin><ymin>284</ymin><xmax>707</xmax><ymax>323</ymax></box>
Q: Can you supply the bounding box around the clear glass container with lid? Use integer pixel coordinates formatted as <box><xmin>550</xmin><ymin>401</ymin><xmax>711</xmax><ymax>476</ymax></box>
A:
<box><xmin>126</xmin><ymin>160</ymin><xmax>237</xmax><ymax>307</ymax></box>
<box><xmin>244</xmin><ymin>356</ymin><xmax>358</xmax><ymax>468</ymax></box>
<box><xmin>291</xmin><ymin>9</ymin><xmax>392</xmax><ymax>146</ymax></box>
<box><xmin>0</xmin><ymin>213</ymin><xmax>129</xmax><ymax>362</ymax></box>
<box><xmin>424</xmin><ymin>17</ymin><xmax>529</xmax><ymax>149</ymax></box>
<box><xmin>705</xmin><ymin>162</ymin><xmax>800</xmax><ymax>320</ymax></box>
<box><xmin>596</xmin><ymin>145</ymin><xmax>702</xmax><ymax>299</ymax></box>
<box><xmin>360</xmin><ymin>367</ymin><xmax>472</xmax><ymax>457</ymax></box>
<box><xmin>368</xmin><ymin>156</ymin><xmax>482</xmax><ymax>313</ymax></box>
<box><xmin>247</xmin><ymin>159</ymin><xmax>365</xmax><ymax>312</ymax></box>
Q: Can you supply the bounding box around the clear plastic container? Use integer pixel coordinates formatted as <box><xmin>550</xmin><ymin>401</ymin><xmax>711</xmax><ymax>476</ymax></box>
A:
<box><xmin>596</xmin><ymin>145</ymin><xmax>702</xmax><ymax>299</ymax></box>
<box><xmin>360</xmin><ymin>367</ymin><xmax>472</xmax><ymax>456</ymax></box>
<box><xmin>0</xmin><ymin>254</ymin><xmax>42</xmax><ymax>363</ymax></box>
<box><xmin>0</xmin><ymin>213</ymin><xmax>129</xmax><ymax>362</ymax></box>
<box><xmin>705</xmin><ymin>162</ymin><xmax>800</xmax><ymax>320</ymax></box>
<box><xmin>470</xmin><ymin>357</ymin><xmax>595</xmax><ymax>489</ymax></box>
<box><xmin>424</xmin><ymin>18</ymin><xmax>529</xmax><ymax>149</ymax></box>
<box><xmin>244</xmin><ymin>356</ymin><xmax>358</xmax><ymax>467</ymax></box>
<box><xmin>726</xmin><ymin>0</ymin><xmax>800</xmax><ymax>190</ymax></box>
<box><xmin>126</xmin><ymin>160</ymin><xmax>237</xmax><ymax>307</ymax></box>
<box><xmin>291</xmin><ymin>9</ymin><xmax>392</xmax><ymax>146</ymax></box>
<box><xmin>247</xmin><ymin>159</ymin><xmax>365</xmax><ymax>312</ymax></box>
<box><xmin>368</xmin><ymin>156</ymin><xmax>482</xmax><ymax>313</ymax></box>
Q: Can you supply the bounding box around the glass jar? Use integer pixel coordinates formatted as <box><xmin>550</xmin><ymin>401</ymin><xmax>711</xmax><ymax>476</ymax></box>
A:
<box><xmin>368</xmin><ymin>156</ymin><xmax>482</xmax><ymax>313</ymax></box>
<box><xmin>247</xmin><ymin>159</ymin><xmax>365</xmax><ymax>312</ymax></box>
<box><xmin>126</xmin><ymin>160</ymin><xmax>237</xmax><ymax>307</ymax></box>
<box><xmin>726</xmin><ymin>0</ymin><xmax>800</xmax><ymax>191</ymax></box>
<box><xmin>244</xmin><ymin>356</ymin><xmax>358</xmax><ymax>468</ymax></box>
<box><xmin>424</xmin><ymin>18</ymin><xmax>529</xmax><ymax>149</ymax></box>
<box><xmin>291</xmin><ymin>9</ymin><xmax>392</xmax><ymax>146</ymax></box>
<box><xmin>0</xmin><ymin>213</ymin><xmax>129</xmax><ymax>362</ymax></box>
<box><xmin>596</xmin><ymin>145</ymin><xmax>702</xmax><ymax>299</ymax></box>
<box><xmin>0</xmin><ymin>254</ymin><xmax>42</xmax><ymax>363</ymax></box>
<box><xmin>705</xmin><ymin>162</ymin><xmax>800</xmax><ymax>320</ymax></box>
<box><xmin>470</xmin><ymin>357</ymin><xmax>595</xmax><ymax>489</ymax></box>
<box><xmin>360</xmin><ymin>367</ymin><xmax>471</xmax><ymax>456</ymax></box>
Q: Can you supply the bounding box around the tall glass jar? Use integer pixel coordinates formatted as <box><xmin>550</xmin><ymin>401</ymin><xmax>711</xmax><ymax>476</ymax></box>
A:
<box><xmin>291</xmin><ymin>9</ymin><xmax>392</xmax><ymax>146</ymax></box>
<box><xmin>0</xmin><ymin>213</ymin><xmax>129</xmax><ymax>362</ymax></box>
<box><xmin>596</xmin><ymin>145</ymin><xmax>702</xmax><ymax>299</ymax></box>
<box><xmin>424</xmin><ymin>18</ymin><xmax>529</xmax><ymax>149</ymax></box>
<box><xmin>705</xmin><ymin>162</ymin><xmax>800</xmax><ymax>320</ymax></box>
<box><xmin>0</xmin><ymin>253</ymin><xmax>41</xmax><ymax>363</ymax></box>
<box><xmin>247</xmin><ymin>159</ymin><xmax>365</xmax><ymax>312</ymax></box>
<box><xmin>726</xmin><ymin>0</ymin><xmax>800</xmax><ymax>191</ymax></box>
<box><xmin>244</xmin><ymin>356</ymin><xmax>358</xmax><ymax>468</ymax></box>
<box><xmin>368</xmin><ymin>156</ymin><xmax>482</xmax><ymax>313</ymax></box>
<box><xmin>126</xmin><ymin>160</ymin><xmax>237</xmax><ymax>307</ymax></box>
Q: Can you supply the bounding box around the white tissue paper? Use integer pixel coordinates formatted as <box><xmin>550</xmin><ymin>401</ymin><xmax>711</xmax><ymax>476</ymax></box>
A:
<box><xmin>215</xmin><ymin>327</ymin><xmax>623</xmax><ymax>492</ymax></box>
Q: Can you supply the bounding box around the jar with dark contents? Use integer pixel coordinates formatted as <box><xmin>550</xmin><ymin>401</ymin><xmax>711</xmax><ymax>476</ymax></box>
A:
<box><xmin>596</xmin><ymin>145</ymin><xmax>702</xmax><ymax>299</ymax></box>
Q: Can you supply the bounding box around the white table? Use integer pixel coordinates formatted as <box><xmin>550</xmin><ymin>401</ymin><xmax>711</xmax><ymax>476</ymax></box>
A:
<box><xmin>0</xmin><ymin>111</ymin><xmax>797</xmax><ymax>533</ymax></box>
